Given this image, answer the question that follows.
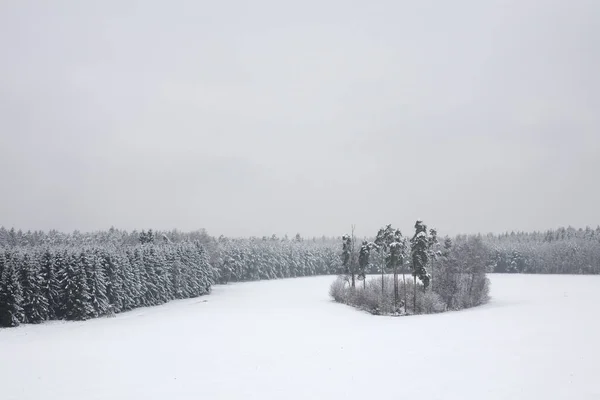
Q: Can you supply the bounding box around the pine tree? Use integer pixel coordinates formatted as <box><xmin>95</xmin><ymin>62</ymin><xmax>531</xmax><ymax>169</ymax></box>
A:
<box><xmin>0</xmin><ymin>251</ymin><xmax>5</xmax><ymax>281</ymax></box>
<box><xmin>437</xmin><ymin>236</ymin><xmax>458</xmax><ymax>309</ymax></box>
<box><xmin>143</xmin><ymin>246</ymin><xmax>168</xmax><ymax>304</ymax></box>
<box><xmin>410</xmin><ymin>220</ymin><xmax>430</xmax><ymax>313</ymax></box>
<box><xmin>119</xmin><ymin>252</ymin><xmax>139</xmax><ymax>311</ymax></box>
<box><xmin>155</xmin><ymin>247</ymin><xmax>171</xmax><ymax>302</ymax></box>
<box><xmin>86</xmin><ymin>250</ymin><xmax>109</xmax><ymax>317</ymax></box>
<box><xmin>196</xmin><ymin>243</ymin><xmax>214</xmax><ymax>294</ymax></box>
<box><xmin>358</xmin><ymin>241</ymin><xmax>376</xmax><ymax>289</ymax></box>
<box><xmin>40</xmin><ymin>248</ymin><xmax>60</xmax><ymax>319</ymax></box>
<box><xmin>0</xmin><ymin>227</ymin><xmax>9</xmax><ymax>247</ymax></box>
<box><xmin>19</xmin><ymin>253</ymin><xmax>49</xmax><ymax>323</ymax></box>
<box><xmin>341</xmin><ymin>234</ymin><xmax>354</xmax><ymax>287</ymax></box>
<box><xmin>139</xmin><ymin>229</ymin><xmax>155</xmax><ymax>244</ymax></box>
<box><xmin>388</xmin><ymin>230</ymin><xmax>406</xmax><ymax>312</ymax></box>
<box><xmin>53</xmin><ymin>249</ymin><xmax>70</xmax><ymax>319</ymax></box>
<box><xmin>428</xmin><ymin>228</ymin><xmax>439</xmax><ymax>290</ymax></box>
<box><xmin>63</xmin><ymin>252</ymin><xmax>94</xmax><ymax>321</ymax></box>
<box><xmin>98</xmin><ymin>249</ymin><xmax>123</xmax><ymax>314</ymax></box>
<box><xmin>136</xmin><ymin>248</ymin><xmax>159</xmax><ymax>306</ymax></box>
<box><xmin>128</xmin><ymin>249</ymin><xmax>147</xmax><ymax>306</ymax></box>
<box><xmin>8</xmin><ymin>228</ymin><xmax>17</xmax><ymax>247</ymax></box>
<box><xmin>180</xmin><ymin>246</ymin><xmax>198</xmax><ymax>297</ymax></box>
<box><xmin>169</xmin><ymin>248</ymin><xmax>184</xmax><ymax>299</ymax></box>
<box><xmin>375</xmin><ymin>224</ymin><xmax>395</xmax><ymax>295</ymax></box>
<box><xmin>0</xmin><ymin>257</ymin><xmax>24</xmax><ymax>327</ymax></box>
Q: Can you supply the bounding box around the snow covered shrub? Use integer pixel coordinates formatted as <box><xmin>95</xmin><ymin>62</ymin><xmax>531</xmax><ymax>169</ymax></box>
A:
<box><xmin>332</xmin><ymin>276</ymin><xmax>420</xmax><ymax>315</ymax></box>
<box><xmin>352</xmin><ymin>283</ymin><xmax>386</xmax><ymax>314</ymax></box>
<box><xmin>468</xmin><ymin>275</ymin><xmax>490</xmax><ymax>307</ymax></box>
<box><xmin>331</xmin><ymin>273</ymin><xmax>485</xmax><ymax>316</ymax></box>
<box><xmin>329</xmin><ymin>276</ymin><xmax>349</xmax><ymax>303</ymax></box>
<box><xmin>417</xmin><ymin>291</ymin><xmax>446</xmax><ymax>314</ymax></box>
<box><xmin>363</xmin><ymin>277</ymin><xmax>394</xmax><ymax>314</ymax></box>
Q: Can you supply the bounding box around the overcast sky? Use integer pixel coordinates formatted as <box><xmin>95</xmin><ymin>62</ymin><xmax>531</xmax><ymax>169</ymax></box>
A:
<box><xmin>1</xmin><ymin>0</ymin><xmax>598</xmax><ymax>238</ymax></box>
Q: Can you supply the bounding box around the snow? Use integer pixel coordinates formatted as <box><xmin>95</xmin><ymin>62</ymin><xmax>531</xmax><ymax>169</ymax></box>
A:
<box><xmin>1</xmin><ymin>274</ymin><xmax>599</xmax><ymax>400</ymax></box>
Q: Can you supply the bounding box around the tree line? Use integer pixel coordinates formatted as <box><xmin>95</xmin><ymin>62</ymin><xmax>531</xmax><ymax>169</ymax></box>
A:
<box><xmin>475</xmin><ymin>226</ymin><xmax>600</xmax><ymax>274</ymax></box>
<box><xmin>0</xmin><ymin>229</ymin><xmax>345</xmax><ymax>328</ymax></box>
<box><xmin>2</xmin><ymin>224</ymin><xmax>599</xmax><ymax>327</ymax></box>
<box><xmin>214</xmin><ymin>237</ymin><xmax>342</xmax><ymax>283</ymax></box>
<box><xmin>0</xmin><ymin>242</ymin><xmax>215</xmax><ymax>327</ymax></box>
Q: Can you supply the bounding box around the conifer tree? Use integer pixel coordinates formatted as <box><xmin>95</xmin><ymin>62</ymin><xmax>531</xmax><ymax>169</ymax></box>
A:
<box><xmin>144</xmin><ymin>246</ymin><xmax>168</xmax><ymax>303</ymax></box>
<box><xmin>358</xmin><ymin>241</ymin><xmax>376</xmax><ymax>289</ymax></box>
<box><xmin>410</xmin><ymin>220</ymin><xmax>430</xmax><ymax>313</ymax></box>
<box><xmin>168</xmin><ymin>248</ymin><xmax>184</xmax><ymax>299</ymax></box>
<box><xmin>375</xmin><ymin>224</ymin><xmax>395</xmax><ymax>295</ymax></box>
<box><xmin>19</xmin><ymin>253</ymin><xmax>49</xmax><ymax>323</ymax></box>
<box><xmin>0</xmin><ymin>258</ymin><xmax>24</xmax><ymax>327</ymax></box>
<box><xmin>86</xmin><ymin>250</ymin><xmax>109</xmax><ymax>317</ymax></box>
<box><xmin>98</xmin><ymin>249</ymin><xmax>123</xmax><ymax>314</ymax></box>
<box><xmin>63</xmin><ymin>252</ymin><xmax>94</xmax><ymax>321</ymax></box>
<box><xmin>196</xmin><ymin>243</ymin><xmax>214</xmax><ymax>294</ymax></box>
<box><xmin>437</xmin><ymin>236</ymin><xmax>458</xmax><ymax>308</ymax></box>
<box><xmin>0</xmin><ymin>251</ymin><xmax>5</xmax><ymax>281</ymax></box>
<box><xmin>341</xmin><ymin>234</ymin><xmax>353</xmax><ymax>287</ymax></box>
<box><xmin>388</xmin><ymin>230</ymin><xmax>406</xmax><ymax>312</ymax></box>
<box><xmin>119</xmin><ymin>252</ymin><xmax>139</xmax><ymax>311</ymax></box>
<box><xmin>428</xmin><ymin>228</ymin><xmax>439</xmax><ymax>290</ymax></box>
<box><xmin>136</xmin><ymin>247</ymin><xmax>159</xmax><ymax>306</ymax></box>
<box><xmin>0</xmin><ymin>227</ymin><xmax>9</xmax><ymax>247</ymax></box>
<box><xmin>40</xmin><ymin>248</ymin><xmax>60</xmax><ymax>319</ymax></box>
<box><xmin>53</xmin><ymin>249</ymin><xmax>70</xmax><ymax>319</ymax></box>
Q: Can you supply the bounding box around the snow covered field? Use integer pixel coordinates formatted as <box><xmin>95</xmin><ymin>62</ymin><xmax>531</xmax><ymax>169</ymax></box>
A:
<box><xmin>1</xmin><ymin>274</ymin><xmax>599</xmax><ymax>400</ymax></box>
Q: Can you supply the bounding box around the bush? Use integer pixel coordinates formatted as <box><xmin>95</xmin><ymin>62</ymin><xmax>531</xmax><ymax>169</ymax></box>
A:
<box><xmin>329</xmin><ymin>276</ymin><xmax>349</xmax><ymax>303</ymax></box>
<box><xmin>417</xmin><ymin>291</ymin><xmax>446</xmax><ymax>314</ymax></box>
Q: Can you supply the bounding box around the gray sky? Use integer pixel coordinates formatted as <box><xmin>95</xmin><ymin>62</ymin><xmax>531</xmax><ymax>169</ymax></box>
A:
<box><xmin>1</xmin><ymin>0</ymin><xmax>599</xmax><ymax>238</ymax></box>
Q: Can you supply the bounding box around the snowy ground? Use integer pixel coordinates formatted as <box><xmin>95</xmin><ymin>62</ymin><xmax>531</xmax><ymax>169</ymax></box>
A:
<box><xmin>1</xmin><ymin>274</ymin><xmax>599</xmax><ymax>400</ymax></box>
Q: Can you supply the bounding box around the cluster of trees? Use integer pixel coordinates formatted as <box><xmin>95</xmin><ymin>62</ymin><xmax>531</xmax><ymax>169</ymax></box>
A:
<box><xmin>214</xmin><ymin>237</ymin><xmax>343</xmax><ymax>283</ymax></box>
<box><xmin>433</xmin><ymin>235</ymin><xmax>490</xmax><ymax>310</ymax></box>
<box><xmin>333</xmin><ymin>220</ymin><xmax>490</xmax><ymax>315</ymax></box>
<box><xmin>478</xmin><ymin>226</ymin><xmax>600</xmax><ymax>274</ymax></box>
<box><xmin>0</xmin><ymin>242</ymin><xmax>215</xmax><ymax>327</ymax></box>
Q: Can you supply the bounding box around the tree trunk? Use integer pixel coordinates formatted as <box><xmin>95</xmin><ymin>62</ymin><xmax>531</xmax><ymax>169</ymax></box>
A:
<box><xmin>381</xmin><ymin>248</ymin><xmax>385</xmax><ymax>296</ymax></box>
<box><xmin>431</xmin><ymin>256</ymin><xmax>434</xmax><ymax>291</ymax></box>
<box><xmin>351</xmin><ymin>225</ymin><xmax>356</xmax><ymax>289</ymax></box>
<box><xmin>413</xmin><ymin>275</ymin><xmax>417</xmax><ymax>314</ymax></box>
<box><xmin>393</xmin><ymin>266</ymin><xmax>398</xmax><ymax>311</ymax></box>
<box><xmin>402</xmin><ymin>270</ymin><xmax>407</xmax><ymax>314</ymax></box>
<box><xmin>468</xmin><ymin>272</ymin><xmax>475</xmax><ymax>307</ymax></box>
<box><xmin>448</xmin><ymin>270</ymin><xmax>457</xmax><ymax>309</ymax></box>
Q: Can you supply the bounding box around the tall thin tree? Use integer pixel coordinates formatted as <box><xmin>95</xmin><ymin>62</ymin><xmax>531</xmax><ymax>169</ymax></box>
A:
<box><xmin>428</xmin><ymin>228</ymin><xmax>438</xmax><ymax>290</ymax></box>
<box><xmin>410</xmin><ymin>220</ymin><xmax>430</xmax><ymax>313</ymax></box>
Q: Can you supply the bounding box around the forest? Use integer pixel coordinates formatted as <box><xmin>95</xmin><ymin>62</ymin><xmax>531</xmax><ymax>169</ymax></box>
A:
<box><xmin>1</xmin><ymin>225</ymin><xmax>599</xmax><ymax>327</ymax></box>
<box><xmin>0</xmin><ymin>228</ymin><xmax>343</xmax><ymax>327</ymax></box>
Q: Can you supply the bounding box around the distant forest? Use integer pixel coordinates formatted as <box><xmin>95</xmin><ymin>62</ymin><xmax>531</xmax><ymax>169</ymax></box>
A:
<box><xmin>1</xmin><ymin>224</ymin><xmax>599</xmax><ymax>275</ymax></box>
<box><xmin>1</xmin><ymin>225</ymin><xmax>599</xmax><ymax>327</ymax></box>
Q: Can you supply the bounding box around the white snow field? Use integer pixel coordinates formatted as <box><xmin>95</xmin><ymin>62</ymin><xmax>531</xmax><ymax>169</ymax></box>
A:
<box><xmin>1</xmin><ymin>274</ymin><xmax>599</xmax><ymax>400</ymax></box>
